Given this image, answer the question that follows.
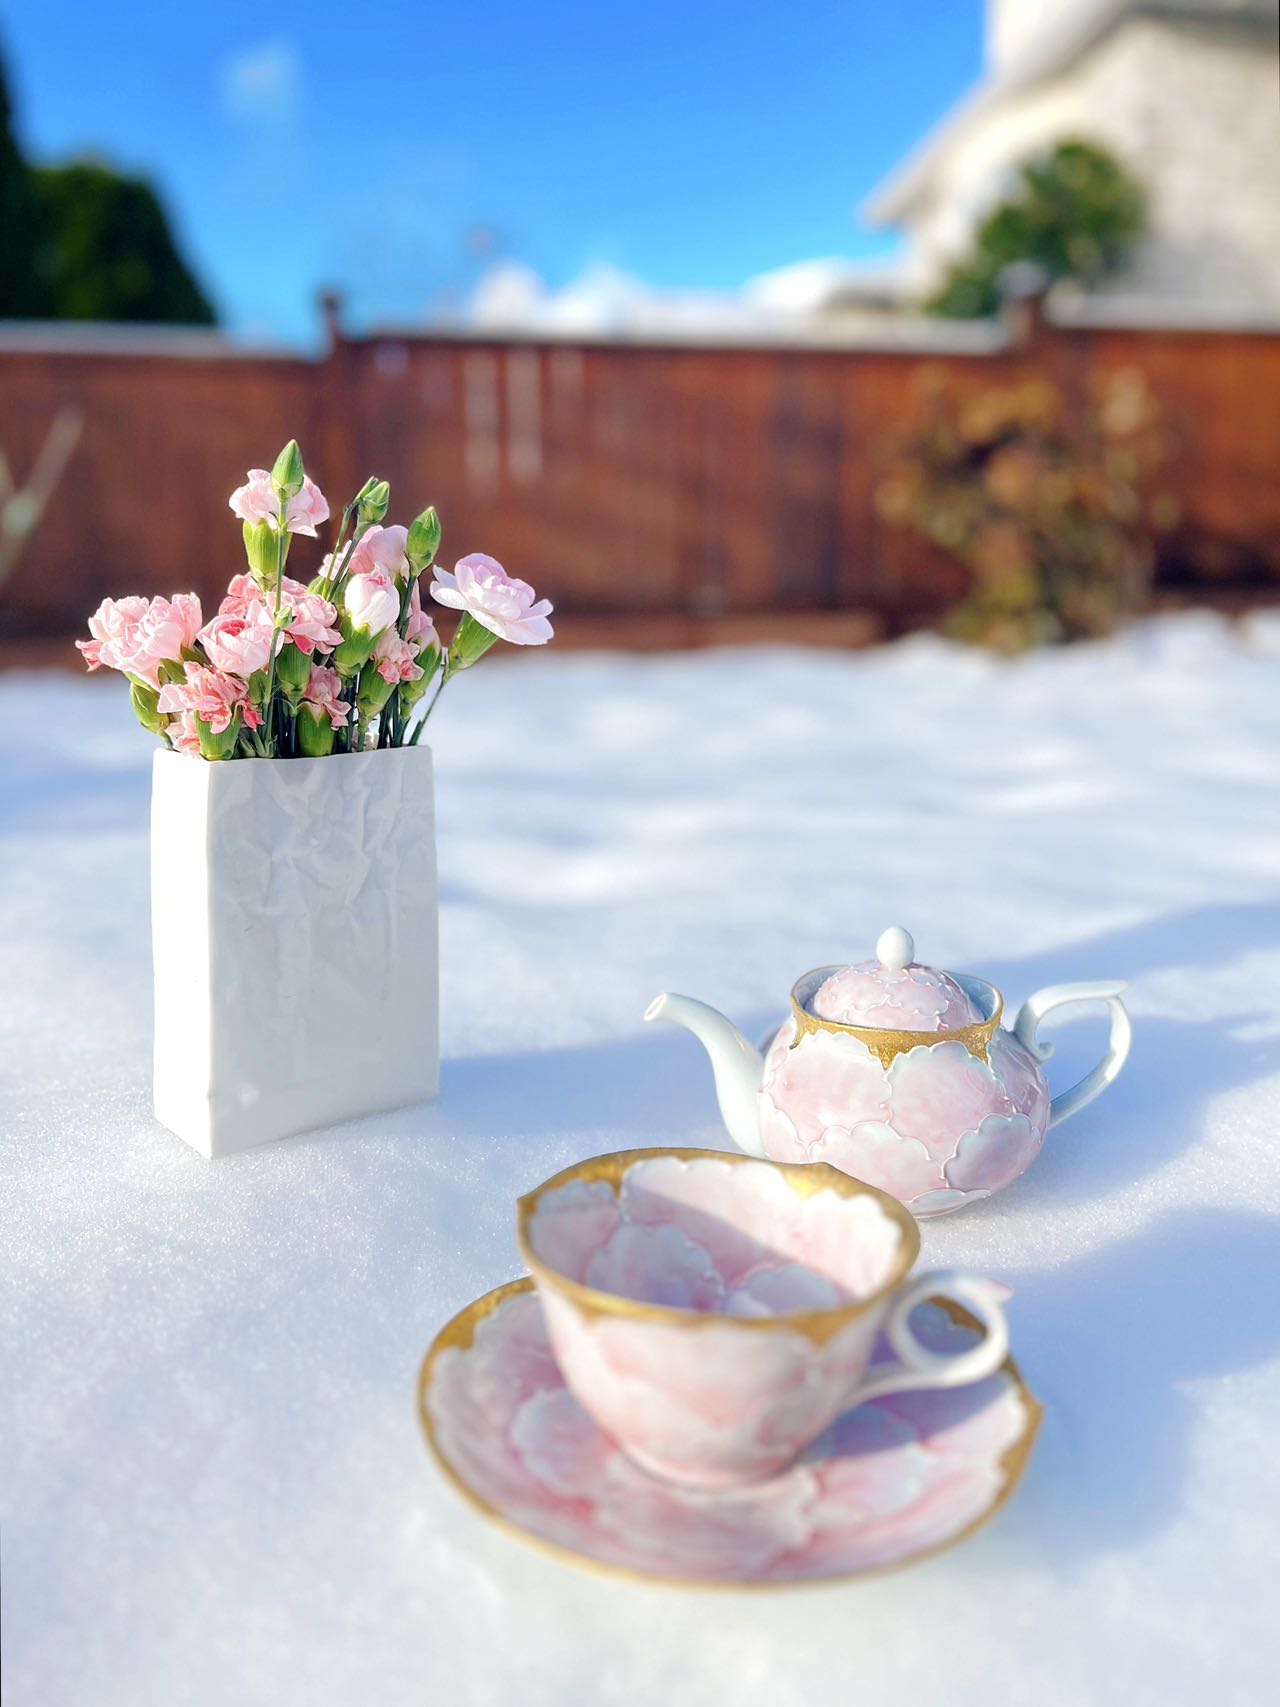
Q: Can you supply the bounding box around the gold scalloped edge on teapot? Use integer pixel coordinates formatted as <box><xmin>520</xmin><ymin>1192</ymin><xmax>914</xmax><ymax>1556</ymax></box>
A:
<box><xmin>787</xmin><ymin>984</ymin><xmax>1005</xmax><ymax>1067</ymax></box>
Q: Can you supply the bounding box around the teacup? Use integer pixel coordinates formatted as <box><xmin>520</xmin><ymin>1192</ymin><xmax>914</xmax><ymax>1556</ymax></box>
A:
<box><xmin>517</xmin><ymin>1146</ymin><xmax>1012</xmax><ymax>1489</ymax></box>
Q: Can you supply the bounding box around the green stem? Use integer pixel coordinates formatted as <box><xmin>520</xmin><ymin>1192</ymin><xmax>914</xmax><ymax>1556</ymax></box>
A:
<box><xmin>325</xmin><ymin>516</ymin><xmax>376</xmax><ymax>606</ymax></box>
<box><xmin>259</xmin><ymin>518</ymin><xmax>289</xmax><ymax>756</ymax></box>
<box><xmin>349</xmin><ymin>669</ymin><xmax>364</xmax><ymax>753</ymax></box>
<box><xmin>408</xmin><ymin>664</ymin><xmax>450</xmax><ymax>744</ymax></box>
<box><xmin>320</xmin><ymin>503</ymin><xmax>355</xmax><ymax>597</ymax></box>
<box><xmin>321</xmin><ymin>522</ymin><xmax>363</xmax><ymax>600</ymax></box>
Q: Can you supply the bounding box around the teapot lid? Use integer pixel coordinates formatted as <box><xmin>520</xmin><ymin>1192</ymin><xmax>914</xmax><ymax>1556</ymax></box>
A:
<box><xmin>810</xmin><ymin>927</ymin><xmax>983</xmax><ymax>1032</ymax></box>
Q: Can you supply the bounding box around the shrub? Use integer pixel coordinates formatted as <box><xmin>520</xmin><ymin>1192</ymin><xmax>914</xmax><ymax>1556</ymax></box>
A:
<box><xmin>877</xmin><ymin>365</ymin><xmax>1176</xmax><ymax>650</ymax></box>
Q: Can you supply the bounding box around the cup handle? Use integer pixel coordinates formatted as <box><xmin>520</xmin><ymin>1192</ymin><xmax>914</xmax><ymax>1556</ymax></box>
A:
<box><xmin>1011</xmin><ymin>980</ymin><xmax>1132</xmax><ymax>1129</ymax></box>
<box><xmin>852</xmin><ymin>1271</ymin><xmax>1011</xmax><ymax>1406</ymax></box>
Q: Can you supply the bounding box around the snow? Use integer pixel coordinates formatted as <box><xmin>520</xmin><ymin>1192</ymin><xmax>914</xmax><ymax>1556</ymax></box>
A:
<box><xmin>2</xmin><ymin>612</ymin><xmax>1279</xmax><ymax>1706</ymax></box>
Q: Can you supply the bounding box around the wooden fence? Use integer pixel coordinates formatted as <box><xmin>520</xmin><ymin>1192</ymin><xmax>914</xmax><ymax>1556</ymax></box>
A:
<box><xmin>2</xmin><ymin>301</ymin><xmax>1278</xmax><ymax>650</ymax></box>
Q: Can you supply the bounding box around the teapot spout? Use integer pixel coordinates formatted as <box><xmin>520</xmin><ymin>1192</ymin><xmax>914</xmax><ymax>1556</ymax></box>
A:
<box><xmin>645</xmin><ymin>992</ymin><xmax>768</xmax><ymax>1159</ymax></box>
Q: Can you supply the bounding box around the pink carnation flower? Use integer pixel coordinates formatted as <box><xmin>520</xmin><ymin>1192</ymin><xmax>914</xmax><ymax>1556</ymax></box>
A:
<box><xmin>342</xmin><ymin>567</ymin><xmax>400</xmax><ymax>637</ymax></box>
<box><xmin>171</xmin><ymin>711</ymin><xmax>203</xmax><ymax>757</ymax></box>
<box><xmin>157</xmin><ymin>663</ymin><xmax>262</xmax><ymax>736</ymax></box>
<box><xmin>228</xmin><ymin>469</ymin><xmax>330</xmax><ymax>538</ymax></box>
<box><xmin>77</xmin><ymin>596</ymin><xmax>150</xmax><ymax>671</ymax></box>
<box><xmin>216</xmin><ymin>575</ymin><xmax>339</xmax><ymax>656</ymax></box>
<box><xmin>77</xmin><ymin>593</ymin><xmax>203</xmax><ymax>689</ymax></box>
<box><xmin>300</xmin><ymin>664</ymin><xmax>351</xmax><ymax>730</ymax></box>
<box><xmin>198</xmin><ymin>610</ymin><xmax>276</xmax><ymax>678</ymax></box>
<box><xmin>349</xmin><ymin>524</ymin><xmax>409</xmax><ymax>582</ymax></box>
<box><xmin>371</xmin><ymin>630</ymin><xmax>425</xmax><ymax>685</ymax></box>
<box><xmin>219</xmin><ymin>574</ymin><xmax>264</xmax><ymax>619</ymax></box>
<box><xmin>429</xmin><ymin>554</ymin><xmax>553</xmax><ymax>645</ymax></box>
<box><xmin>282</xmin><ymin>588</ymin><xmax>342</xmax><ymax>655</ymax></box>
<box><xmin>145</xmin><ymin>593</ymin><xmax>203</xmax><ymax>654</ymax></box>
<box><xmin>405</xmin><ymin>581</ymin><xmax>438</xmax><ymax>648</ymax></box>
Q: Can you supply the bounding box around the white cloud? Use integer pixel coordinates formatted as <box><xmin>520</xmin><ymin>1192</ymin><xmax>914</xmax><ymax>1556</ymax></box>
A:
<box><xmin>219</xmin><ymin>39</ymin><xmax>301</xmax><ymax>125</ymax></box>
<box><xmin>466</xmin><ymin>261</ymin><xmax>751</xmax><ymax>336</ymax></box>
<box><xmin>468</xmin><ymin>262</ymin><xmax>549</xmax><ymax>329</ymax></box>
<box><xmin>462</xmin><ymin>256</ymin><xmax>919</xmax><ymax>340</ymax></box>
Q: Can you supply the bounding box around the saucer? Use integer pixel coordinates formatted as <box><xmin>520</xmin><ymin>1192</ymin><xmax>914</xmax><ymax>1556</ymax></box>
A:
<box><xmin>417</xmin><ymin>1278</ymin><xmax>1041</xmax><ymax>1589</ymax></box>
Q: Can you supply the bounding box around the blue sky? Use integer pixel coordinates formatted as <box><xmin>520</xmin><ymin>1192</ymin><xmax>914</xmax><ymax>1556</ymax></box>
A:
<box><xmin>3</xmin><ymin>1</ymin><xmax>982</xmax><ymax>341</ymax></box>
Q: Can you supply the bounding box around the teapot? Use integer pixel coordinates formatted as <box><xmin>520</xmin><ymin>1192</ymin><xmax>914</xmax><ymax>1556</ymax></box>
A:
<box><xmin>645</xmin><ymin>927</ymin><xmax>1131</xmax><ymax>1217</ymax></box>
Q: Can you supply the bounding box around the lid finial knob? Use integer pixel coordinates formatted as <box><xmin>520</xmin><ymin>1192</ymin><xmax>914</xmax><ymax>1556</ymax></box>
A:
<box><xmin>876</xmin><ymin>926</ymin><xmax>915</xmax><ymax>972</ymax></box>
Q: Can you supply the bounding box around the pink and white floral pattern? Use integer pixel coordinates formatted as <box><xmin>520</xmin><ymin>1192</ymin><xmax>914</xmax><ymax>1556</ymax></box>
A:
<box><xmin>812</xmin><ymin>958</ymin><xmax>982</xmax><ymax>1031</ymax></box>
<box><xmin>424</xmin><ymin>1283</ymin><xmax>1035</xmax><ymax>1586</ymax></box>
<box><xmin>757</xmin><ymin>1019</ymin><xmax>1049</xmax><ymax>1216</ymax></box>
<box><xmin>525</xmin><ymin>1155</ymin><xmax>909</xmax><ymax>1486</ymax></box>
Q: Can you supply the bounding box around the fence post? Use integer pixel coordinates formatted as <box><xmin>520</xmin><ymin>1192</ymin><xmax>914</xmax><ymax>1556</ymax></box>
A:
<box><xmin>315</xmin><ymin>290</ymin><xmax>362</xmax><ymax>503</ymax></box>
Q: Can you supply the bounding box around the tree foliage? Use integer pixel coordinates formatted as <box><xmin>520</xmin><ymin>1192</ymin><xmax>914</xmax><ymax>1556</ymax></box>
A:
<box><xmin>0</xmin><ymin>51</ymin><xmax>215</xmax><ymax>324</ymax></box>
<box><xmin>0</xmin><ymin>54</ymin><xmax>42</xmax><ymax>314</ymax></box>
<box><xmin>927</xmin><ymin>140</ymin><xmax>1146</xmax><ymax>319</ymax></box>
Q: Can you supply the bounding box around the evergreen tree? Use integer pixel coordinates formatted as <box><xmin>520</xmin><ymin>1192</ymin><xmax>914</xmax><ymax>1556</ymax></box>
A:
<box><xmin>31</xmin><ymin>161</ymin><xmax>216</xmax><ymax>324</ymax></box>
<box><xmin>928</xmin><ymin>140</ymin><xmax>1146</xmax><ymax>319</ymax></box>
<box><xmin>0</xmin><ymin>43</ymin><xmax>216</xmax><ymax>324</ymax></box>
<box><xmin>0</xmin><ymin>54</ymin><xmax>46</xmax><ymax>315</ymax></box>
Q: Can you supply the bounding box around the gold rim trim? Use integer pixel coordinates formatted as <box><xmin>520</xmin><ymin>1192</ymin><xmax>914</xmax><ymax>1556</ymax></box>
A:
<box><xmin>788</xmin><ymin>972</ymin><xmax>1005</xmax><ymax>1066</ymax></box>
<box><xmin>514</xmin><ymin>1146</ymin><xmax>921</xmax><ymax>1348</ymax></box>
<box><xmin>417</xmin><ymin>1277</ymin><xmax>1044</xmax><ymax>1594</ymax></box>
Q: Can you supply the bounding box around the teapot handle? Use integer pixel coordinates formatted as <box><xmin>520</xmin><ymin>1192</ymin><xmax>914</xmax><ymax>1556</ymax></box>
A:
<box><xmin>1011</xmin><ymin>981</ymin><xmax>1131</xmax><ymax>1129</ymax></box>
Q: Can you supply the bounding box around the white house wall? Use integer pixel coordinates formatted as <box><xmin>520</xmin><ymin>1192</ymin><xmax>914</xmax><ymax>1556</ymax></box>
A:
<box><xmin>904</xmin><ymin>15</ymin><xmax>1280</xmax><ymax>308</ymax></box>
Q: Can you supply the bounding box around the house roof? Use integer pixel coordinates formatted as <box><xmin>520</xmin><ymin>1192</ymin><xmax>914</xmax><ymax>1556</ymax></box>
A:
<box><xmin>865</xmin><ymin>0</ymin><xmax>1278</xmax><ymax>224</ymax></box>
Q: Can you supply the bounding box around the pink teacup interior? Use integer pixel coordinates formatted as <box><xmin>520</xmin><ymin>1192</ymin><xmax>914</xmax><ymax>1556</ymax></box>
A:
<box><xmin>526</xmin><ymin>1155</ymin><xmax>905</xmax><ymax>1317</ymax></box>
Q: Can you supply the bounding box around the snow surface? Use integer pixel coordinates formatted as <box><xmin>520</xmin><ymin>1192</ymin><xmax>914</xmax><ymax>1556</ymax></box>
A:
<box><xmin>2</xmin><ymin>613</ymin><xmax>1279</xmax><ymax>1706</ymax></box>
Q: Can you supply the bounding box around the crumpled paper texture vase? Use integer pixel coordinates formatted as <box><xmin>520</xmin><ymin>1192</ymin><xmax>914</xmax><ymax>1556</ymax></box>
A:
<box><xmin>150</xmin><ymin>747</ymin><xmax>438</xmax><ymax>1157</ymax></box>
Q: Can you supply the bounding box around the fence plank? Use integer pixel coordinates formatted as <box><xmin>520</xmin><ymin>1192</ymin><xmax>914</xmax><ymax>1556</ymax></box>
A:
<box><xmin>1</xmin><ymin>321</ymin><xmax>1277</xmax><ymax>646</ymax></box>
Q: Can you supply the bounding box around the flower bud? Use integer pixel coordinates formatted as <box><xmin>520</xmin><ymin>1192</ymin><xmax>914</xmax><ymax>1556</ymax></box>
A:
<box><xmin>357</xmin><ymin>670</ymin><xmax>395</xmax><ymax>717</ymax></box>
<box><xmin>447</xmin><ymin>610</ymin><xmax>499</xmax><ymax>672</ymax></box>
<box><xmin>297</xmin><ymin>702</ymin><xmax>336</xmax><ymax>757</ymax></box>
<box><xmin>331</xmin><ymin>637</ymin><xmax>370</xmax><ymax>676</ymax></box>
<box><xmin>129</xmin><ymin>680</ymin><xmax>167</xmax><ymax>735</ymax></box>
<box><xmin>341</xmin><ymin>570</ymin><xmax>400</xmax><ymax>639</ymax></box>
<box><xmin>356</xmin><ymin>477</ymin><xmax>391</xmax><ymax>526</ymax></box>
<box><xmin>406</xmin><ymin>506</ymin><xmax>442</xmax><ymax>572</ymax></box>
<box><xmin>274</xmin><ymin>637</ymin><xmax>312</xmax><ymax>702</ymax></box>
<box><xmin>271</xmin><ymin>439</ymin><xmax>306</xmax><ymax>500</ymax></box>
<box><xmin>243</xmin><ymin>520</ymin><xmax>278</xmax><ymax>578</ymax></box>
<box><xmin>332</xmin><ymin>612</ymin><xmax>377</xmax><ymax>676</ymax></box>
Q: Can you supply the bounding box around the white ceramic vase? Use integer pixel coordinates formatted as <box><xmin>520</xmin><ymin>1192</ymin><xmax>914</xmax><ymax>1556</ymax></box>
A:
<box><xmin>150</xmin><ymin>746</ymin><xmax>439</xmax><ymax>1158</ymax></box>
